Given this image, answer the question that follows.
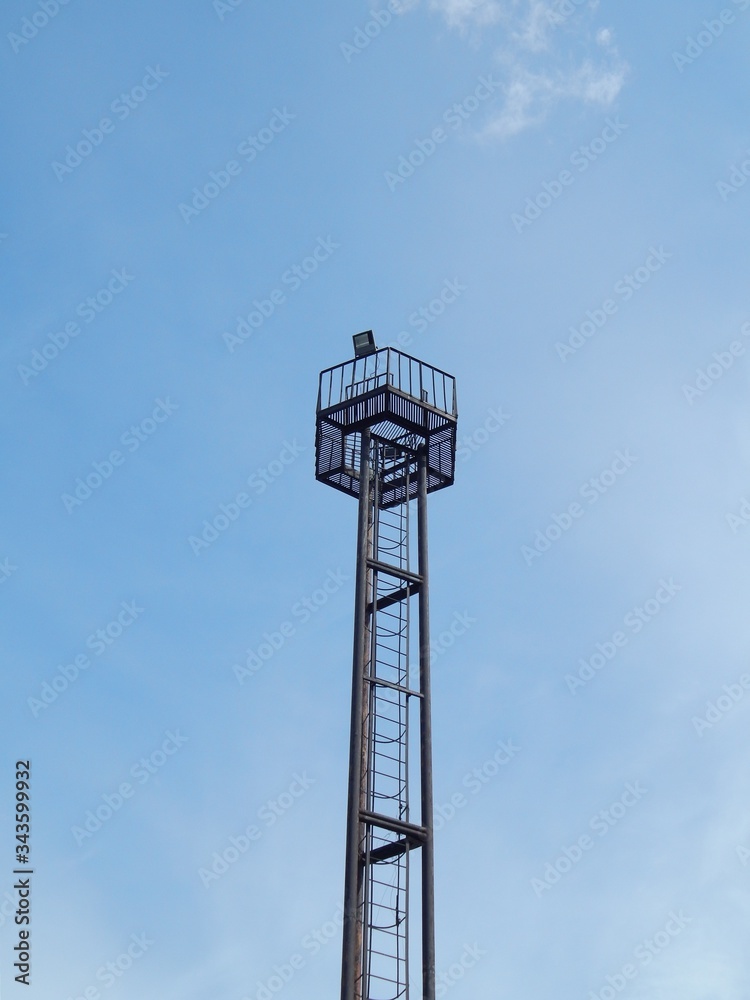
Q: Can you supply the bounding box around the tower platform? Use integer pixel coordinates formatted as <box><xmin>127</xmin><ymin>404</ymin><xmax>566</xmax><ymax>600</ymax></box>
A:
<box><xmin>316</xmin><ymin>338</ymin><xmax>457</xmax><ymax>1000</ymax></box>
<box><xmin>316</xmin><ymin>347</ymin><xmax>457</xmax><ymax>507</ymax></box>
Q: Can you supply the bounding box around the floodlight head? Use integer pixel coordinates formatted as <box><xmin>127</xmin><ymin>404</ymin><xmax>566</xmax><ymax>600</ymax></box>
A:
<box><xmin>352</xmin><ymin>330</ymin><xmax>376</xmax><ymax>358</ymax></box>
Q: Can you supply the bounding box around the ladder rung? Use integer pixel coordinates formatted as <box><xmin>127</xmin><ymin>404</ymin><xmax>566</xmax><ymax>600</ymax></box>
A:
<box><xmin>367</xmin><ymin>558</ymin><xmax>422</xmax><ymax>586</ymax></box>
<box><xmin>367</xmin><ymin>582</ymin><xmax>419</xmax><ymax>614</ymax></box>
<box><xmin>368</xmin><ymin>837</ymin><xmax>416</xmax><ymax>863</ymax></box>
<box><xmin>360</xmin><ymin>810</ymin><xmax>428</xmax><ymax>843</ymax></box>
<box><xmin>368</xmin><ymin>675</ymin><xmax>420</xmax><ymax>698</ymax></box>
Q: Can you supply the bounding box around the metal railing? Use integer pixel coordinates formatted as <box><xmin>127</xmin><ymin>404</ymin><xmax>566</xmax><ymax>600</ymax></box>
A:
<box><xmin>318</xmin><ymin>348</ymin><xmax>457</xmax><ymax>418</ymax></box>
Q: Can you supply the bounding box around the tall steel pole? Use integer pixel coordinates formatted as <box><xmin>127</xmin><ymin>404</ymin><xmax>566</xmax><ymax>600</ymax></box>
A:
<box><xmin>341</xmin><ymin>429</ymin><xmax>372</xmax><ymax>1000</ymax></box>
<box><xmin>417</xmin><ymin>446</ymin><xmax>435</xmax><ymax>1000</ymax></box>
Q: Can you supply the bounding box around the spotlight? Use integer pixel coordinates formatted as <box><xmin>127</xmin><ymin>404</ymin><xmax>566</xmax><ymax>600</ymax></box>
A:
<box><xmin>352</xmin><ymin>330</ymin><xmax>376</xmax><ymax>357</ymax></box>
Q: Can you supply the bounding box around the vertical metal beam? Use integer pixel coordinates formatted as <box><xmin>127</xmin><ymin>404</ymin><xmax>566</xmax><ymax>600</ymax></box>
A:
<box><xmin>417</xmin><ymin>447</ymin><xmax>436</xmax><ymax>1000</ymax></box>
<box><xmin>341</xmin><ymin>429</ymin><xmax>372</xmax><ymax>1000</ymax></box>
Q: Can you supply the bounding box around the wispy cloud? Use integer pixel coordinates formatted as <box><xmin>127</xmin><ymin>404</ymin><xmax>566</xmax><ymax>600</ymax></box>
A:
<box><xmin>420</xmin><ymin>0</ymin><xmax>627</xmax><ymax>138</ymax></box>
<box><xmin>482</xmin><ymin>67</ymin><xmax>551</xmax><ymax>139</ymax></box>
<box><xmin>429</xmin><ymin>0</ymin><xmax>505</xmax><ymax>30</ymax></box>
<box><xmin>481</xmin><ymin>59</ymin><xmax>626</xmax><ymax>139</ymax></box>
<box><xmin>513</xmin><ymin>0</ymin><xmax>557</xmax><ymax>52</ymax></box>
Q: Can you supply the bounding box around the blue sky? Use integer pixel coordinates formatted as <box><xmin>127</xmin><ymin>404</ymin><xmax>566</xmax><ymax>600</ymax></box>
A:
<box><xmin>2</xmin><ymin>0</ymin><xmax>750</xmax><ymax>997</ymax></box>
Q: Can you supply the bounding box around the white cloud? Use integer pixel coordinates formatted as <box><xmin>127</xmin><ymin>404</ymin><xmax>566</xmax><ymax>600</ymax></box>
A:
<box><xmin>567</xmin><ymin>58</ymin><xmax>627</xmax><ymax>103</ymax></box>
<box><xmin>419</xmin><ymin>0</ymin><xmax>628</xmax><ymax>138</ymax></box>
<box><xmin>481</xmin><ymin>69</ymin><xmax>553</xmax><ymax>139</ymax></box>
<box><xmin>429</xmin><ymin>0</ymin><xmax>505</xmax><ymax>30</ymax></box>
<box><xmin>482</xmin><ymin>58</ymin><xmax>626</xmax><ymax>139</ymax></box>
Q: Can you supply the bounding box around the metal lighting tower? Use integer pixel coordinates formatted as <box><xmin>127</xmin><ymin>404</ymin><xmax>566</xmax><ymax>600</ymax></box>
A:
<box><xmin>315</xmin><ymin>333</ymin><xmax>457</xmax><ymax>1000</ymax></box>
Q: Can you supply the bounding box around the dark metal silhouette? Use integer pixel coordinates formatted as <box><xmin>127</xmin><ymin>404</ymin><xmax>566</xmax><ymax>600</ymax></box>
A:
<box><xmin>316</xmin><ymin>339</ymin><xmax>457</xmax><ymax>1000</ymax></box>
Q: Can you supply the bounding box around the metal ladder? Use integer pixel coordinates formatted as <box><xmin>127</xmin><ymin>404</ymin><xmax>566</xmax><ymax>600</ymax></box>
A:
<box><xmin>359</xmin><ymin>443</ymin><xmax>418</xmax><ymax>1000</ymax></box>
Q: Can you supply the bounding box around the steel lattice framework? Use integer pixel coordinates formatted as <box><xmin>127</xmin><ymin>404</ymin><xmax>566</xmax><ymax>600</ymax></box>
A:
<box><xmin>316</xmin><ymin>344</ymin><xmax>457</xmax><ymax>1000</ymax></box>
